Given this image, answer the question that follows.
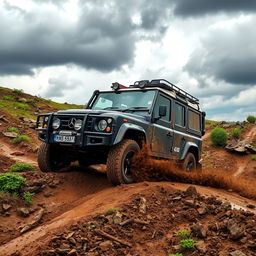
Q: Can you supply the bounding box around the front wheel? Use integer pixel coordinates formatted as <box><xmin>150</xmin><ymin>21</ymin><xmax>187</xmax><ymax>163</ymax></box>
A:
<box><xmin>38</xmin><ymin>143</ymin><xmax>70</xmax><ymax>172</ymax></box>
<box><xmin>182</xmin><ymin>152</ymin><xmax>196</xmax><ymax>171</ymax></box>
<box><xmin>106</xmin><ymin>139</ymin><xmax>140</xmax><ymax>185</ymax></box>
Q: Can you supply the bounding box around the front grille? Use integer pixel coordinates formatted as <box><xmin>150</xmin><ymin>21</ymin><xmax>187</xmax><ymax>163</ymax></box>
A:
<box><xmin>56</xmin><ymin>116</ymin><xmax>85</xmax><ymax>131</ymax></box>
<box><xmin>85</xmin><ymin>117</ymin><xmax>93</xmax><ymax>131</ymax></box>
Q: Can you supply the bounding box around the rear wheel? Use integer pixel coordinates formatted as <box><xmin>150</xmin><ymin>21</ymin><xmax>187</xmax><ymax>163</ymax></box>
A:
<box><xmin>38</xmin><ymin>143</ymin><xmax>70</xmax><ymax>172</ymax></box>
<box><xmin>182</xmin><ymin>152</ymin><xmax>196</xmax><ymax>171</ymax></box>
<box><xmin>106</xmin><ymin>139</ymin><xmax>140</xmax><ymax>185</ymax></box>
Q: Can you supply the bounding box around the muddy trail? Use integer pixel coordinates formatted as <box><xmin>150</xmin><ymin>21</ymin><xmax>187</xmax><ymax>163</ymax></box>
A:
<box><xmin>0</xmin><ymin>120</ymin><xmax>256</xmax><ymax>255</ymax></box>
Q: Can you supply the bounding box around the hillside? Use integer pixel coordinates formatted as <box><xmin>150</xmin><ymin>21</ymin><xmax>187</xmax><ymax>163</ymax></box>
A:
<box><xmin>0</xmin><ymin>86</ymin><xmax>256</xmax><ymax>256</ymax></box>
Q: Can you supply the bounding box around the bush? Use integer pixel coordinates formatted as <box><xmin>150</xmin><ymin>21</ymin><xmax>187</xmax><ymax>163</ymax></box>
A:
<box><xmin>252</xmin><ymin>155</ymin><xmax>256</xmax><ymax>161</ymax></box>
<box><xmin>23</xmin><ymin>191</ymin><xmax>35</xmax><ymax>205</ymax></box>
<box><xmin>9</xmin><ymin>163</ymin><xmax>35</xmax><ymax>172</ymax></box>
<box><xmin>0</xmin><ymin>173</ymin><xmax>26</xmax><ymax>193</ymax></box>
<box><xmin>247</xmin><ymin>115</ymin><xmax>256</xmax><ymax>124</ymax></box>
<box><xmin>232</xmin><ymin>128</ymin><xmax>241</xmax><ymax>139</ymax></box>
<box><xmin>11</xmin><ymin>135</ymin><xmax>31</xmax><ymax>144</ymax></box>
<box><xmin>2</xmin><ymin>95</ymin><xmax>14</xmax><ymax>101</ymax></box>
<box><xmin>180</xmin><ymin>238</ymin><xmax>195</xmax><ymax>249</ymax></box>
<box><xmin>176</xmin><ymin>229</ymin><xmax>191</xmax><ymax>238</ymax></box>
<box><xmin>210</xmin><ymin>127</ymin><xmax>228</xmax><ymax>146</ymax></box>
<box><xmin>13</xmin><ymin>102</ymin><xmax>28</xmax><ymax>111</ymax></box>
<box><xmin>13</xmin><ymin>88</ymin><xmax>23</xmax><ymax>95</ymax></box>
<box><xmin>7</xmin><ymin>127</ymin><xmax>19</xmax><ymax>133</ymax></box>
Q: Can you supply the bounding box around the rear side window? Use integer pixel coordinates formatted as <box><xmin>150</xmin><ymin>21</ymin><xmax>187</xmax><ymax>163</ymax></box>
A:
<box><xmin>188</xmin><ymin>110</ymin><xmax>200</xmax><ymax>131</ymax></box>
<box><xmin>175</xmin><ymin>103</ymin><xmax>185</xmax><ymax>126</ymax></box>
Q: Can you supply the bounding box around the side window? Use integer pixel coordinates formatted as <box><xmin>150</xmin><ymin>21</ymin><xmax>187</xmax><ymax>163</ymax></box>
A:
<box><xmin>154</xmin><ymin>95</ymin><xmax>171</xmax><ymax>122</ymax></box>
<box><xmin>175</xmin><ymin>103</ymin><xmax>185</xmax><ymax>126</ymax></box>
<box><xmin>188</xmin><ymin>110</ymin><xmax>200</xmax><ymax>131</ymax></box>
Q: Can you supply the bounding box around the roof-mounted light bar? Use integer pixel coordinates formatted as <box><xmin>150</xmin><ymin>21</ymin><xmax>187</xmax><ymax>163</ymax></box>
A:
<box><xmin>111</xmin><ymin>82</ymin><xmax>128</xmax><ymax>90</ymax></box>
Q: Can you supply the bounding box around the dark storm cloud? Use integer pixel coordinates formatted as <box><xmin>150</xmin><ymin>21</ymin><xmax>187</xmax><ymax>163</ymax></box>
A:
<box><xmin>173</xmin><ymin>0</ymin><xmax>256</xmax><ymax>17</ymax></box>
<box><xmin>0</xmin><ymin>0</ymin><xmax>170</xmax><ymax>76</ymax></box>
<box><xmin>185</xmin><ymin>19</ymin><xmax>256</xmax><ymax>87</ymax></box>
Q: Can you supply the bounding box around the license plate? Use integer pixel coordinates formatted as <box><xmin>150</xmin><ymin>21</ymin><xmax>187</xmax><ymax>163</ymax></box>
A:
<box><xmin>54</xmin><ymin>135</ymin><xmax>75</xmax><ymax>143</ymax></box>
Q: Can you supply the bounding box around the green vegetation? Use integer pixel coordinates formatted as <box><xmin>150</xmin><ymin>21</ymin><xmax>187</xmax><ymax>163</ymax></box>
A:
<box><xmin>176</xmin><ymin>229</ymin><xmax>191</xmax><ymax>238</ymax></box>
<box><xmin>88</xmin><ymin>224</ymin><xmax>96</xmax><ymax>230</ymax></box>
<box><xmin>13</xmin><ymin>88</ymin><xmax>23</xmax><ymax>95</ymax></box>
<box><xmin>168</xmin><ymin>254</ymin><xmax>183</xmax><ymax>256</ymax></box>
<box><xmin>26</xmin><ymin>98</ymin><xmax>36</xmax><ymax>104</ymax></box>
<box><xmin>9</xmin><ymin>163</ymin><xmax>36</xmax><ymax>172</ymax></box>
<box><xmin>252</xmin><ymin>155</ymin><xmax>256</xmax><ymax>161</ymax></box>
<box><xmin>0</xmin><ymin>173</ymin><xmax>26</xmax><ymax>193</ymax></box>
<box><xmin>6</xmin><ymin>127</ymin><xmax>19</xmax><ymax>133</ymax></box>
<box><xmin>232</xmin><ymin>128</ymin><xmax>241</xmax><ymax>139</ymax></box>
<box><xmin>11</xmin><ymin>135</ymin><xmax>31</xmax><ymax>144</ymax></box>
<box><xmin>210</xmin><ymin>127</ymin><xmax>228</xmax><ymax>146</ymax></box>
<box><xmin>180</xmin><ymin>238</ymin><xmax>195</xmax><ymax>249</ymax></box>
<box><xmin>13</xmin><ymin>102</ymin><xmax>29</xmax><ymax>111</ymax></box>
<box><xmin>247</xmin><ymin>115</ymin><xmax>256</xmax><ymax>124</ymax></box>
<box><xmin>2</xmin><ymin>95</ymin><xmax>14</xmax><ymax>101</ymax></box>
<box><xmin>105</xmin><ymin>208</ymin><xmax>116</xmax><ymax>215</ymax></box>
<box><xmin>23</xmin><ymin>191</ymin><xmax>35</xmax><ymax>205</ymax></box>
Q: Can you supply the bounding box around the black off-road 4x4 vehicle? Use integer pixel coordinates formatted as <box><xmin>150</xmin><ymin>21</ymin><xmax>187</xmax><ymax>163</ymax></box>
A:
<box><xmin>36</xmin><ymin>79</ymin><xmax>205</xmax><ymax>185</ymax></box>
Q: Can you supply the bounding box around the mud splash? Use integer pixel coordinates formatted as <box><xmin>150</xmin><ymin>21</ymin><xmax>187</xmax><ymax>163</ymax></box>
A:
<box><xmin>131</xmin><ymin>146</ymin><xmax>256</xmax><ymax>200</ymax></box>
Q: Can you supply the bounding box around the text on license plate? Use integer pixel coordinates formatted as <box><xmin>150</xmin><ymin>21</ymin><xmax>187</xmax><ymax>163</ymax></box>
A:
<box><xmin>54</xmin><ymin>135</ymin><xmax>75</xmax><ymax>143</ymax></box>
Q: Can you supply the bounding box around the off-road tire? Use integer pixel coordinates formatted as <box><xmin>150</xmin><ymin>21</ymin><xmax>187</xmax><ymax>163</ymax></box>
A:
<box><xmin>38</xmin><ymin>143</ymin><xmax>69</xmax><ymax>172</ymax></box>
<box><xmin>182</xmin><ymin>152</ymin><xmax>196</xmax><ymax>171</ymax></box>
<box><xmin>106</xmin><ymin>139</ymin><xmax>140</xmax><ymax>185</ymax></box>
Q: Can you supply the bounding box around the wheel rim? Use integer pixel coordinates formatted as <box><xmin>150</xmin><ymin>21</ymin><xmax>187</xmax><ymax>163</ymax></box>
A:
<box><xmin>123</xmin><ymin>151</ymin><xmax>135</xmax><ymax>179</ymax></box>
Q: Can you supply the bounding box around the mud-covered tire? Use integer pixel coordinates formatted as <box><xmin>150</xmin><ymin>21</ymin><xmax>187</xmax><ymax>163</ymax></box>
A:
<box><xmin>182</xmin><ymin>152</ymin><xmax>196</xmax><ymax>171</ymax></box>
<box><xmin>106</xmin><ymin>139</ymin><xmax>140</xmax><ymax>185</ymax></box>
<box><xmin>38</xmin><ymin>143</ymin><xmax>69</xmax><ymax>172</ymax></box>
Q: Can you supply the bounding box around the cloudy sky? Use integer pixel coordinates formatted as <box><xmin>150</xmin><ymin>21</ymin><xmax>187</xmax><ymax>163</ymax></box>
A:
<box><xmin>0</xmin><ymin>0</ymin><xmax>256</xmax><ymax>121</ymax></box>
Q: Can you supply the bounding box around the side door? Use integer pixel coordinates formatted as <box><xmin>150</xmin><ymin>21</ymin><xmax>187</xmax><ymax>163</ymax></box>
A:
<box><xmin>151</xmin><ymin>94</ymin><xmax>173</xmax><ymax>157</ymax></box>
<box><xmin>172</xmin><ymin>101</ymin><xmax>187</xmax><ymax>157</ymax></box>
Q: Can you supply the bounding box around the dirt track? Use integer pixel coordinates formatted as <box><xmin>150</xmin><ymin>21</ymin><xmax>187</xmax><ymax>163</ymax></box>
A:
<box><xmin>0</xmin><ymin>125</ymin><xmax>256</xmax><ymax>255</ymax></box>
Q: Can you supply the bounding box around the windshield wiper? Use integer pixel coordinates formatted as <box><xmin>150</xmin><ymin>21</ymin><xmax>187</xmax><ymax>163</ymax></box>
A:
<box><xmin>103</xmin><ymin>107</ymin><xmax>122</xmax><ymax>111</ymax></box>
<box><xmin>122</xmin><ymin>107</ymin><xmax>149</xmax><ymax>112</ymax></box>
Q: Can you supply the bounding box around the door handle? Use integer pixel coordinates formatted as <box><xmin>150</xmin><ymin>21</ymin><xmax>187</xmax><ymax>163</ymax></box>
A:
<box><xmin>166</xmin><ymin>131</ymin><xmax>173</xmax><ymax>137</ymax></box>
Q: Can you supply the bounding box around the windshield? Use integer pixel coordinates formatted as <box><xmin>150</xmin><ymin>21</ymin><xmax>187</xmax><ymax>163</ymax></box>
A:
<box><xmin>91</xmin><ymin>90</ymin><xmax>156</xmax><ymax>111</ymax></box>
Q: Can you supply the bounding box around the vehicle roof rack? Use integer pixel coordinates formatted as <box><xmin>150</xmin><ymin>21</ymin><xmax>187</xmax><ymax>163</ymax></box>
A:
<box><xmin>131</xmin><ymin>79</ymin><xmax>199</xmax><ymax>104</ymax></box>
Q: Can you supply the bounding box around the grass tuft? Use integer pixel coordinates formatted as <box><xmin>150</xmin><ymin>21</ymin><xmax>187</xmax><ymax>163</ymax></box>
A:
<box><xmin>9</xmin><ymin>163</ymin><xmax>35</xmax><ymax>172</ymax></box>
<box><xmin>11</xmin><ymin>135</ymin><xmax>31</xmax><ymax>144</ymax></box>
<box><xmin>23</xmin><ymin>191</ymin><xmax>35</xmax><ymax>205</ymax></box>
<box><xmin>6</xmin><ymin>127</ymin><xmax>19</xmax><ymax>133</ymax></box>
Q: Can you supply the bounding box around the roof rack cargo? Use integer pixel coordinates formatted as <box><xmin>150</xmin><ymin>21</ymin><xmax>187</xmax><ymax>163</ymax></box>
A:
<box><xmin>131</xmin><ymin>79</ymin><xmax>199</xmax><ymax>105</ymax></box>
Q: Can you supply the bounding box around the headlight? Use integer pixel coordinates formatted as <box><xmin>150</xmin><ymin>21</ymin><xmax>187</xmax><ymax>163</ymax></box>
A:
<box><xmin>52</xmin><ymin>118</ymin><xmax>60</xmax><ymax>129</ymax></box>
<box><xmin>74</xmin><ymin>119</ymin><xmax>83</xmax><ymax>130</ymax></box>
<box><xmin>98</xmin><ymin>120</ymin><xmax>108</xmax><ymax>131</ymax></box>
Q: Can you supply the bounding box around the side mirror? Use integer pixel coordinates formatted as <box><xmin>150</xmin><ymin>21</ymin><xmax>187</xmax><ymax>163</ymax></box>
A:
<box><xmin>159</xmin><ymin>105</ymin><xmax>167</xmax><ymax>117</ymax></box>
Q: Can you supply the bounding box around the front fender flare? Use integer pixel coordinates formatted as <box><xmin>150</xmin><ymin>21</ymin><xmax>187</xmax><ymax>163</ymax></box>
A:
<box><xmin>113</xmin><ymin>123</ymin><xmax>146</xmax><ymax>145</ymax></box>
<box><xmin>180</xmin><ymin>142</ymin><xmax>199</xmax><ymax>160</ymax></box>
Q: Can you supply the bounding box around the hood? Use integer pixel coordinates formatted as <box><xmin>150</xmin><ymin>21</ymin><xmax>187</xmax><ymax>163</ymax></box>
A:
<box><xmin>56</xmin><ymin>109</ymin><xmax>148</xmax><ymax>122</ymax></box>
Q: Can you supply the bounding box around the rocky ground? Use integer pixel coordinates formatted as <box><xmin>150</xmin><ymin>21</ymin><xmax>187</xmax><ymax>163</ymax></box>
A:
<box><xmin>0</xmin><ymin>86</ymin><xmax>256</xmax><ymax>255</ymax></box>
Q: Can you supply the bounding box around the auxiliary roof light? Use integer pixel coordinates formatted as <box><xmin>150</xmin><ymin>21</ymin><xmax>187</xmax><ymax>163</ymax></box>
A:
<box><xmin>138</xmin><ymin>80</ymin><xmax>149</xmax><ymax>88</ymax></box>
<box><xmin>111</xmin><ymin>82</ymin><xmax>120</xmax><ymax>90</ymax></box>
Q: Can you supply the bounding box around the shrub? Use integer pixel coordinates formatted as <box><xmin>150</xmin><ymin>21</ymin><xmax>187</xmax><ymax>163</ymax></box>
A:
<box><xmin>176</xmin><ymin>229</ymin><xmax>191</xmax><ymax>238</ymax></box>
<box><xmin>13</xmin><ymin>88</ymin><xmax>23</xmax><ymax>95</ymax></box>
<box><xmin>0</xmin><ymin>173</ymin><xmax>26</xmax><ymax>193</ymax></box>
<box><xmin>247</xmin><ymin>115</ymin><xmax>256</xmax><ymax>124</ymax></box>
<box><xmin>7</xmin><ymin>127</ymin><xmax>19</xmax><ymax>133</ymax></box>
<box><xmin>180</xmin><ymin>238</ymin><xmax>195</xmax><ymax>249</ymax></box>
<box><xmin>11</xmin><ymin>135</ymin><xmax>31</xmax><ymax>144</ymax></box>
<box><xmin>23</xmin><ymin>191</ymin><xmax>35</xmax><ymax>205</ymax></box>
<box><xmin>232</xmin><ymin>128</ymin><xmax>241</xmax><ymax>139</ymax></box>
<box><xmin>2</xmin><ymin>95</ymin><xmax>14</xmax><ymax>100</ymax></box>
<box><xmin>252</xmin><ymin>155</ymin><xmax>256</xmax><ymax>161</ymax></box>
<box><xmin>9</xmin><ymin>163</ymin><xmax>35</xmax><ymax>172</ymax></box>
<box><xmin>26</xmin><ymin>98</ymin><xmax>35</xmax><ymax>104</ymax></box>
<box><xmin>210</xmin><ymin>127</ymin><xmax>228</xmax><ymax>146</ymax></box>
<box><xmin>105</xmin><ymin>208</ymin><xmax>116</xmax><ymax>215</ymax></box>
<box><xmin>13</xmin><ymin>102</ymin><xmax>28</xmax><ymax>111</ymax></box>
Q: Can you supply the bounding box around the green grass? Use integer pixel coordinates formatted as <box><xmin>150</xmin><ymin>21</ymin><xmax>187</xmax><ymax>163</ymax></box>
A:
<box><xmin>175</xmin><ymin>229</ymin><xmax>191</xmax><ymax>238</ymax></box>
<box><xmin>168</xmin><ymin>254</ymin><xmax>183</xmax><ymax>256</ymax></box>
<box><xmin>88</xmin><ymin>224</ymin><xmax>96</xmax><ymax>230</ymax></box>
<box><xmin>0</xmin><ymin>173</ymin><xmax>26</xmax><ymax>193</ymax></box>
<box><xmin>6</xmin><ymin>127</ymin><xmax>19</xmax><ymax>133</ymax></box>
<box><xmin>13</xmin><ymin>88</ymin><xmax>23</xmax><ymax>95</ymax></box>
<box><xmin>232</xmin><ymin>128</ymin><xmax>241</xmax><ymax>139</ymax></box>
<box><xmin>180</xmin><ymin>238</ymin><xmax>195</xmax><ymax>249</ymax></box>
<box><xmin>2</xmin><ymin>95</ymin><xmax>14</xmax><ymax>101</ymax></box>
<box><xmin>13</xmin><ymin>102</ymin><xmax>29</xmax><ymax>111</ymax></box>
<box><xmin>9</xmin><ymin>163</ymin><xmax>36</xmax><ymax>172</ymax></box>
<box><xmin>211</xmin><ymin>127</ymin><xmax>228</xmax><ymax>147</ymax></box>
<box><xmin>11</xmin><ymin>135</ymin><xmax>31</xmax><ymax>144</ymax></box>
<box><xmin>105</xmin><ymin>208</ymin><xmax>116</xmax><ymax>215</ymax></box>
<box><xmin>252</xmin><ymin>155</ymin><xmax>256</xmax><ymax>161</ymax></box>
<box><xmin>23</xmin><ymin>191</ymin><xmax>35</xmax><ymax>205</ymax></box>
